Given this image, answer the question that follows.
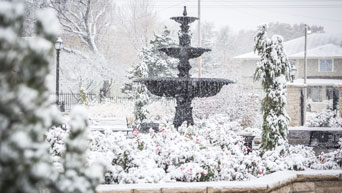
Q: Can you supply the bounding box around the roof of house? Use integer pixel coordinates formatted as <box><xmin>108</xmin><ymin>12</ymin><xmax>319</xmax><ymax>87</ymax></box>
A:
<box><xmin>234</xmin><ymin>33</ymin><xmax>342</xmax><ymax>59</ymax></box>
<box><xmin>289</xmin><ymin>78</ymin><xmax>342</xmax><ymax>86</ymax></box>
<box><xmin>289</xmin><ymin>44</ymin><xmax>342</xmax><ymax>58</ymax></box>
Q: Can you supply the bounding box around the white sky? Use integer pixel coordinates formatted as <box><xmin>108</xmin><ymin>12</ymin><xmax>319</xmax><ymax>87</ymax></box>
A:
<box><xmin>150</xmin><ymin>0</ymin><xmax>342</xmax><ymax>33</ymax></box>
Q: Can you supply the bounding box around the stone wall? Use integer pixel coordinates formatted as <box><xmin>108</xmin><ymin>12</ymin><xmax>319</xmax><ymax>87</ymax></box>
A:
<box><xmin>96</xmin><ymin>170</ymin><xmax>342</xmax><ymax>193</ymax></box>
<box><xmin>286</xmin><ymin>84</ymin><xmax>305</xmax><ymax>126</ymax></box>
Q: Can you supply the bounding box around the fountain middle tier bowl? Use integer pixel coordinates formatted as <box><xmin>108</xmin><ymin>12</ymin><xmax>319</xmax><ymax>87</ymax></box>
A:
<box><xmin>159</xmin><ymin>47</ymin><xmax>211</xmax><ymax>59</ymax></box>
<box><xmin>135</xmin><ymin>77</ymin><xmax>234</xmax><ymax>98</ymax></box>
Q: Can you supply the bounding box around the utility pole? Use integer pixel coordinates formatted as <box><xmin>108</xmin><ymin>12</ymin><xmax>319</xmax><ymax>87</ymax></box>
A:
<box><xmin>197</xmin><ymin>0</ymin><xmax>201</xmax><ymax>77</ymax></box>
<box><xmin>303</xmin><ymin>25</ymin><xmax>310</xmax><ymax>125</ymax></box>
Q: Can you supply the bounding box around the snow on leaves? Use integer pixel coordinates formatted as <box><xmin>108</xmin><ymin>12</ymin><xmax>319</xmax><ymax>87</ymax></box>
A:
<box><xmin>0</xmin><ymin>2</ymin><xmax>103</xmax><ymax>193</ymax></box>
<box><xmin>48</xmin><ymin>115</ymin><xmax>342</xmax><ymax>185</ymax></box>
<box><xmin>254</xmin><ymin>24</ymin><xmax>291</xmax><ymax>153</ymax></box>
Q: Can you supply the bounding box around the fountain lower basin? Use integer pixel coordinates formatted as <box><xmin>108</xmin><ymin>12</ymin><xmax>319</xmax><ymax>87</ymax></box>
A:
<box><xmin>135</xmin><ymin>77</ymin><xmax>234</xmax><ymax>98</ymax></box>
<box><xmin>135</xmin><ymin>77</ymin><xmax>234</xmax><ymax>128</ymax></box>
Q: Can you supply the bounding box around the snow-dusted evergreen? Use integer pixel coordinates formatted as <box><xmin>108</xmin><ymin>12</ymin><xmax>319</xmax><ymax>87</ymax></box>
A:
<box><xmin>122</xmin><ymin>27</ymin><xmax>178</xmax><ymax>97</ymax></box>
<box><xmin>254</xmin><ymin>24</ymin><xmax>291</xmax><ymax>154</ymax></box>
<box><xmin>122</xmin><ymin>27</ymin><xmax>178</xmax><ymax>127</ymax></box>
<box><xmin>0</xmin><ymin>2</ymin><xmax>102</xmax><ymax>193</ymax></box>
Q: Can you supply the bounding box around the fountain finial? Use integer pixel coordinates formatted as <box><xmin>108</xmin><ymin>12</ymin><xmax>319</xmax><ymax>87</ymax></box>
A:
<box><xmin>183</xmin><ymin>6</ymin><xmax>187</xmax><ymax>16</ymax></box>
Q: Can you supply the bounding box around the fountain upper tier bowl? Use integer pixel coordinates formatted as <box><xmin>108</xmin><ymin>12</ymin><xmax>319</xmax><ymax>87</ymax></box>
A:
<box><xmin>170</xmin><ymin>16</ymin><xmax>198</xmax><ymax>24</ymax></box>
<box><xmin>135</xmin><ymin>77</ymin><xmax>234</xmax><ymax>98</ymax></box>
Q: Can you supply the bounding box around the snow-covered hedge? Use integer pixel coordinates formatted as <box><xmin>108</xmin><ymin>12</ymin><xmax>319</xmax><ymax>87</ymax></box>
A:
<box><xmin>47</xmin><ymin>116</ymin><xmax>342</xmax><ymax>185</ymax></box>
<box><xmin>306</xmin><ymin>110</ymin><xmax>342</xmax><ymax>127</ymax></box>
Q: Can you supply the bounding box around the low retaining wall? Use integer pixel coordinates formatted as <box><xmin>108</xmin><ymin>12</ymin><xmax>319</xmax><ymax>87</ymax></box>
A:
<box><xmin>289</xmin><ymin>127</ymin><xmax>342</xmax><ymax>154</ymax></box>
<box><xmin>96</xmin><ymin>170</ymin><xmax>342</xmax><ymax>193</ymax></box>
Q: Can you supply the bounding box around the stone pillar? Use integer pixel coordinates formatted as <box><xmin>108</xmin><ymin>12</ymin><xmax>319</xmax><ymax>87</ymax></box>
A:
<box><xmin>333</xmin><ymin>85</ymin><xmax>342</xmax><ymax>117</ymax></box>
<box><xmin>286</xmin><ymin>84</ymin><xmax>306</xmax><ymax>126</ymax></box>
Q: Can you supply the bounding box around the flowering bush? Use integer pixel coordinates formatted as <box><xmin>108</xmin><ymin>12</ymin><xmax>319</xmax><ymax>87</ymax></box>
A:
<box><xmin>48</xmin><ymin>115</ymin><xmax>342</xmax><ymax>185</ymax></box>
<box><xmin>306</xmin><ymin>110</ymin><xmax>342</xmax><ymax>127</ymax></box>
<box><xmin>314</xmin><ymin>138</ymin><xmax>342</xmax><ymax>170</ymax></box>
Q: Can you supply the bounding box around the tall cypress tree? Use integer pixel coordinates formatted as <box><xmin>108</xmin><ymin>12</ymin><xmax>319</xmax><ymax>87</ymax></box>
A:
<box><xmin>254</xmin><ymin>24</ymin><xmax>291</xmax><ymax>154</ymax></box>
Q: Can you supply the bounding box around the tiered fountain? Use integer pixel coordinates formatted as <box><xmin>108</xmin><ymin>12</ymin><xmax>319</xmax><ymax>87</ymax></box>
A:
<box><xmin>136</xmin><ymin>6</ymin><xmax>234</xmax><ymax>129</ymax></box>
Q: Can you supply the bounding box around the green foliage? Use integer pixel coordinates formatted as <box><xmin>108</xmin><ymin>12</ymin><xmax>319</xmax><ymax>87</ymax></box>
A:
<box><xmin>253</xmin><ymin>24</ymin><xmax>291</xmax><ymax>154</ymax></box>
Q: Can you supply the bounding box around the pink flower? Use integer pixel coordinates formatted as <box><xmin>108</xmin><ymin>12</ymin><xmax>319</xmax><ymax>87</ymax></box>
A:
<box><xmin>259</xmin><ymin>171</ymin><xmax>262</xmax><ymax>175</ymax></box>
<box><xmin>196</xmin><ymin>138</ymin><xmax>199</xmax><ymax>143</ymax></box>
<box><xmin>157</xmin><ymin>147</ymin><xmax>160</xmax><ymax>152</ymax></box>
<box><xmin>162</xmin><ymin>128</ymin><xmax>165</xmax><ymax>132</ymax></box>
<box><xmin>134</xmin><ymin>129</ymin><xmax>139</xmax><ymax>135</ymax></box>
<box><xmin>189</xmin><ymin>168</ymin><xmax>192</xmax><ymax>173</ymax></box>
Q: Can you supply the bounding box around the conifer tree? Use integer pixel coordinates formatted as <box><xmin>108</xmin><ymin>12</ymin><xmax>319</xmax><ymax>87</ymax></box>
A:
<box><xmin>121</xmin><ymin>26</ymin><xmax>178</xmax><ymax>98</ymax></box>
<box><xmin>122</xmin><ymin>27</ymin><xmax>177</xmax><ymax>127</ymax></box>
<box><xmin>254</xmin><ymin>24</ymin><xmax>291</xmax><ymax>154</ymax></box>
<box><xmin>0</xmin><ymin>2</ymin><xmax>102</xmax><ymax>193</ymax></box>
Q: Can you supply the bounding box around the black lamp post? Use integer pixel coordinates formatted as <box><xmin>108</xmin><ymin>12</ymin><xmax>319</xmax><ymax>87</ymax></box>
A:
<box><xmin>55</xmin><ymin>37</ymin><xmax>63</xmax><ymax>107</ymax></box>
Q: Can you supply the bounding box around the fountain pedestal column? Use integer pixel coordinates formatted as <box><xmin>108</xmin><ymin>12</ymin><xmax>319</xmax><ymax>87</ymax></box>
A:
<box><xmin>174</xmin><ymin>95</ymin><xmax>194</xmax><ymax>128</ymax></box>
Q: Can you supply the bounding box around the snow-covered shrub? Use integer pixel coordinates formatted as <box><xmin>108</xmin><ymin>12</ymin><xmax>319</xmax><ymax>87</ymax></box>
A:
<box><xmin>0</xmin><ymin>2</ymin><xmax>102</xmax><ymax>193</ymax></box>
<box><xmin>56</xmin><ymin>107</ymin><xmax>104</xmax><ymax>193</ymax></box>
<box><xmin>46</xmin><ymin>126</ymin><xmax>68</xmax><ymax>172</ymax></box>
<box><xmin>314</xmin><ymin>138</ymin><xmax>342</xmax><ymax>170</ymax></box>
<box><xmin>46</xmin><ymin>113</ymin><xmax>342</xmax><ymax>185</ymax></box>
<box><xmin>85</xmin><ymin>121</ymin><xmax>267</xmax><ymax>184</ymax></box>
<box><xmin>254</xmin><ymin>24</ymin><xmax>291</xmax><ymax>153</ymax></box>
<box><xmin>262</xmin><ymin>145</ymin><xmax>318</xmax><ymax>173</ymax></box>
<box><xmin>306</xmin><ymin>109</ymin><xmax>342</xmax><ymax>127</ymax></box>
<box><xmin>193</xmin><ymin>85</ymin><xmax>261</xmax><ymax>128</ymax></box>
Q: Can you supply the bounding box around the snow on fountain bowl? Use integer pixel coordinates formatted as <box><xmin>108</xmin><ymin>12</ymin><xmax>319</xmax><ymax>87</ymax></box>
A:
<box><xmin>137</xmin><ymin>77</ymin><xmax>234</xmax><ymax>98</ymax></box>
<box><xmin>135</xmin><ymin>6</ymin><xmax>234</xmax><ymax>128</ymax></box>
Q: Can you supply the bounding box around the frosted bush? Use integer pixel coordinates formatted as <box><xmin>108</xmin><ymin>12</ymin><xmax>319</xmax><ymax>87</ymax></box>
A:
<box><xmin>47</xmin><ymin>115</ymin><xmax>342</xmax><ymax>185</ymax></box>
<box><xmin>314</xmin><ymin>138</ymin><xmax>342</xmax><ymax>170</ymax></box>
<box><xmin>193</xmin><ymin>85</ymin><xmax>261</xmax><ymax>128</ymax></box>
<box><xmin>306</xmin><ymin>109</ymin><xmax>342</xmax><ymax>127</ymax></box>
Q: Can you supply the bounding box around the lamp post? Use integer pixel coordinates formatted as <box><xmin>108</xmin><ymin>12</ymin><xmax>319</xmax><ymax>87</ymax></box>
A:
<box><xmin>55</xmin><ymin>37</ymin><xmax>63</xmax><ymax>107</ymax></box>
<box><xmin>303</xmin><ymin>25</ymin><xmax>311</xmax><ymax>125</ymax></box>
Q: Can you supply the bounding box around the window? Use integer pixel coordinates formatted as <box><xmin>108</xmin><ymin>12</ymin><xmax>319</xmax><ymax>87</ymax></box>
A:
<box><xmin>319</xmin><ymin>59</ymin><xmax>333</xmax><ymax>72</ymax></box>
<box><xmin>308</xmin><ymin>86</ymin><xmax>322</xmax><ymax>102</ymax></box>
<box><xmin>290</xmin><ymin>59</ymin><xmax>296</xmax><ymax>68</ymax></box>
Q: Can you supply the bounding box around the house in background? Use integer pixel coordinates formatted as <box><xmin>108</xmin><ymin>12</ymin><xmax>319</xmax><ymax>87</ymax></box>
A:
<box><xmin>234</xmin><ymin>33</ymin><xmax>342</xmax><ymax>113</ymax></box>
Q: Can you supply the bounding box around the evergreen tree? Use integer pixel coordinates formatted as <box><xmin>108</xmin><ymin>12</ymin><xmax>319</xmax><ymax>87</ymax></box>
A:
<box><xmin>122</xmin><ymin>27</ymin><xmax>177</xmax><ymax>127</ymax></box>
<box><xmin>132</xmin><ymin>60</ymin><xmax>149</xmax><ymax>128</ymax></box>
<box><xmin>0</xmin><ymin>2</ymin><xmax>102</xmax><ymax>193</ymax></box>
<box><xmin>254</xmin><ymin>24</ymin><xmax>291</xmax><ymax>154</ymax></box>
<box><xmin>121</xmin><ymin>26</ymin><xmax>178</xmax><ymax>98</ymax></box>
